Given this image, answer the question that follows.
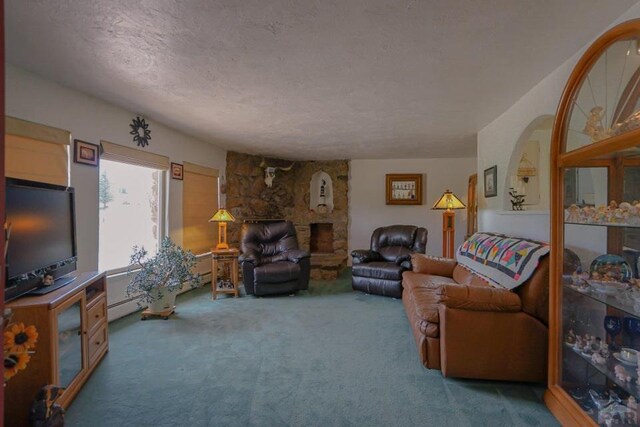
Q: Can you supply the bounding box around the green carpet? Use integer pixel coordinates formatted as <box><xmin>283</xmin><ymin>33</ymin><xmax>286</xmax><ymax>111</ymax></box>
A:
<box><xmin>66</xmin><ymin>270</ymin><xmax>558</xmax><ymax>426</ymax></box>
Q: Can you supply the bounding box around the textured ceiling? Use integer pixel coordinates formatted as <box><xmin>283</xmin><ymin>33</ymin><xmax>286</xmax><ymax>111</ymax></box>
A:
<box><xmin>5</xmin><ymin>1</ymin><xmax>638</xmax><ymax>160</ymax></box>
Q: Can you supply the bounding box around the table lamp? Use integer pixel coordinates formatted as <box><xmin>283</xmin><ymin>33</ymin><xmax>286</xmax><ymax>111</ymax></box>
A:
<box><xmin>208</xmin><ymin>208</ymin><xmax>236</xmax><ymax>250</ymax></box>
<box><xmin>432</xmin><ymin>190</ymin><xmax>466</xmax><ymax>258</ymax></box>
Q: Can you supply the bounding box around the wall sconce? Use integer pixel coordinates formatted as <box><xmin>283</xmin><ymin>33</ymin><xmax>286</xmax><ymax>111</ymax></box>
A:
<box><xmin>517</xmin><ymin>152</ymin><xmax>537</xmax><ymax>183</ymax></box>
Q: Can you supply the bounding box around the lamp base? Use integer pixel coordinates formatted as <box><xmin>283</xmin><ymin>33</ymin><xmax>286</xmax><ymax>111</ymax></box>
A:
<box><xmin>442</xmin><ymin>211</ymin><xmax>456</xmax><ymax>259</ymax></box>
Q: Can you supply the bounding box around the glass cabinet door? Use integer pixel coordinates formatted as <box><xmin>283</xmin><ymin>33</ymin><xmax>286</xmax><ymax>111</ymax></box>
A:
<box><xmin>56</xmin><ymin>294</ymin><xmax>86</xmax><ymax>388</ymax></box>
<box><xmin>561</xmin><ymin>165</ymin><xmax>640</xmax><ymax>425</ymax></box>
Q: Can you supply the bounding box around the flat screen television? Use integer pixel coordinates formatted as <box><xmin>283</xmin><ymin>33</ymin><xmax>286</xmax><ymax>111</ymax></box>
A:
<box><xmin>5</xmin><ymin>178</ymin><xmax>77</xmax><ymax>301</ymax></box>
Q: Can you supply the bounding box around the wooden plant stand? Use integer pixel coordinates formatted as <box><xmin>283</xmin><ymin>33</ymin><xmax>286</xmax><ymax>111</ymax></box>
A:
<box><xmin>141</xmin><ymin>306</ymin><xmax>176</xmax><ymax>320</ymax></box>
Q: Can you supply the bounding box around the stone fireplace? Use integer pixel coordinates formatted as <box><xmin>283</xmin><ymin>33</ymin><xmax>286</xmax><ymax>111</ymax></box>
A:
<box><xmin>226</xmin><ymin>151</ymin><xmax>348</xmax><ymax>280</ymax></box>
<box><xmin>310</xmin><ymin>223</ymin><xmax>334</xmax><ymax>253</ymax></box>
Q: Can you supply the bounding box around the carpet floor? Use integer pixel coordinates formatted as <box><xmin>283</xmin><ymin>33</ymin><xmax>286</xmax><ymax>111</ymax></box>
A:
<box><xmin>66</xmin><ymin>270</ymin><xmax>558</xmax><ymax>427</ymax></box>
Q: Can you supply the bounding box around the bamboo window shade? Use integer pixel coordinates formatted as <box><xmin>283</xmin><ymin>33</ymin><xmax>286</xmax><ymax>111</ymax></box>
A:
<box><xmin>100</xmin><ymin>140</ymin><xmax>170</xmax><ymax>170</ymax></box>
<box><xmin>5</xmin><ymin>116</ymin><xmax>71</xmax><ymax>186</ymax></box>
<box><xmin>182</xmin><ymin>162</ymin><xmax>219</xmax><ymax>255</ymax></box>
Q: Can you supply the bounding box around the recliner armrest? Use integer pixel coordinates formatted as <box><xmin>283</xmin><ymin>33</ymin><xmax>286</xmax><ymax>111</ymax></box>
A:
<box><xmin>351</xmin><ymin>249</ymin><xmax>381</xmax><ymax>264</ymax></box>
<box><xmin>434</xmin><ymin>283</ymin><xmax>521</xmax><ymax>312</ymax></box>
<box><xmin>239</xmin><ymin>251</ymin><xmax>261</xmax><ymax>266</ymax></box>
<box><xmin>285</xmin><ymin>249</ymin><xmax>310</xmax><ymax>263</ymax></box>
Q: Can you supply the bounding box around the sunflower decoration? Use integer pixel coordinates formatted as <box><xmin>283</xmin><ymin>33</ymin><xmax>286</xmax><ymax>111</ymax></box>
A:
<box><xmin>4</xmin><ymin>352</ymin><xmax>31</xmax><ymax>382</ymax></box>
<box><xmin>3</xmin><ymin>315</ymin><xmax>38</xmax><ymax>382</ymax></box>
<box><xmin>129</xmin><ymin>116</ymin><xmax>151</xmax><ymax>147</ymax></box>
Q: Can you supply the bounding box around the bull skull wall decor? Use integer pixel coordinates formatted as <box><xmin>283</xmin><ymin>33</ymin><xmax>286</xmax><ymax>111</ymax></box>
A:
<box><xmin>260</xmin><ymin>159</ymin><xmax>294</xmax><ymax>188</ymax></box>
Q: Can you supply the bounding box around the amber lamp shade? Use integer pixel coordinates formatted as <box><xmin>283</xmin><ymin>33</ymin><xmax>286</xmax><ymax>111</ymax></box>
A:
<box><xmin>208</xmin><ymin>209</ymin><xmax>236</xmax><ymax>250</ymax></box>
<box><xmin>431</xmin><ymin>190</ymin><xmax>466</xmax><ymax>258</ymax></box>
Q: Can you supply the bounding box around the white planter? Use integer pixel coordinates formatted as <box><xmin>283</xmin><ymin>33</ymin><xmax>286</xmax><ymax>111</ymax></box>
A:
<box><xmin>147</xmin><ymin>288</ymin><xmax>178</xmax><ymax>313</ymax></box>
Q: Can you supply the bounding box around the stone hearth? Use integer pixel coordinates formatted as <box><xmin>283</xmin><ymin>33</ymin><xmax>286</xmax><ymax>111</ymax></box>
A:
<box><xmin>226</xmin><ymin>151</ymin><xmax>348</xmax><ymax>280</ymax></box>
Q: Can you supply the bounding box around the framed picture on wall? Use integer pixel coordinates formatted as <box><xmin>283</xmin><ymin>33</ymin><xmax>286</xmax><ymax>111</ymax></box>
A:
<box><xmin>73</xmin><ymin>139</ymin><xmax>99</xmax><ymax>167</ymax></box>
<box><xmin>171</xmin><ymin>162</ymin><xmax>184</xmax><ymax>180</ymax></box>
<box><xmin>385</xmin><ymin>174</ymin><xmax>423</xmax><ymax>205</ymax></box>
<box><xmin>484</xmin><ymin>165</ymin><xmax>497</xmax><ymax>198</ymax></box>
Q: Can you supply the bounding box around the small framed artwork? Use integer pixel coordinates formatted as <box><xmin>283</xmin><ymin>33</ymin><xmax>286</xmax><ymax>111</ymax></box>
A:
<box><xmin>484</xmin><ymin>165</ymin><xmax>498</xmax><ymax>198</ymax></box>
<box><xmin>386</xmin><ymin>174</ymin><xmax>423</xmax><ymax>205</ymax></box>
<box><xmin>171</xmin><ymin>162</ymin><xmax>184</xmax><ymax>180</ymax></box>
<box><xmin>73</xmin><ymin>139</ymin><xmax>99</xmax><ymax>167</ymax></box>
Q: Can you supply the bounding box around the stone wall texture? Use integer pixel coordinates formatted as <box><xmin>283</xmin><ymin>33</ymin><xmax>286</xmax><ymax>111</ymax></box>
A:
<box><xmin>226</xmin><ymin>151</ymin><xmax>349</xmax><ymax>280</ymax></box>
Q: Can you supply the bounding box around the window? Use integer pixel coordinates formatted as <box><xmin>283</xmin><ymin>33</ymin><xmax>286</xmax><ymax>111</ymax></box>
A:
<box><xmin>98</xmin><ymin>159</ymin><xmax>165</xmax><ymax>273</ymax></box>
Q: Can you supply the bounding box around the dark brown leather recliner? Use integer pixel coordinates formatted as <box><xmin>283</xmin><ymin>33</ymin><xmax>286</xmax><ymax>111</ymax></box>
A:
<box><xmin>239</xmin><ymin>221</ymin><xmax>310</xmax><ymax>296</ymax></box>
<box><xmin>351</xmin><ymin>225</ymin><xmax>428</xmax><ymax>298</ymax></box>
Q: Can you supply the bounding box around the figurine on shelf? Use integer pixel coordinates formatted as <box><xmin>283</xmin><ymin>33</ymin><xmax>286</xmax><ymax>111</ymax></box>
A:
<box><xmin>614</xmin><ymin>364</ymin><xmax>632</xmax><ymax>382</ymax></box>
<box><xmin>566</xmin><ymin>204</ymin><xmax>581</xmax><ymax>222</ymax></box>
<box><xmin>592</xmin><ymin>352</ymin><xmax>606</xmax><ymax>365</ymax></box>
<box><xmin>509</xmin><ymin>188</ymin><xmax>525</xmax><ymax>211</ymax></box>
<box><xmin>601</xmin><ymin>343</ymin><xmax>611</xmax><ymax>359</ymax></box>
<box><xmin>566</xmin><ymin>329</ymin><xmax>576</xmax><ymax>344</ymax></box>
<box><xmin>574</xmin><ymin>336</ymin><xmax>585</xmax><ymax>352</ymax></box>
<box><xmin>583</xmin><ymin>106</ymin><xmax>610</xmax><ymax>142</ymax></box>
<box><xmin>628</xmin><ymin>396</ymin><xmax>637</xmax><ymax>411</ymax></box>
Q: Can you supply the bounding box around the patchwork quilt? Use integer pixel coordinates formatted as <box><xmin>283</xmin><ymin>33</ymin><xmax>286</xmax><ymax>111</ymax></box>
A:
<box><xmin>456</xmin><ymin>232</ymin><xmax>550</xmax><ymax>290</ymax></box>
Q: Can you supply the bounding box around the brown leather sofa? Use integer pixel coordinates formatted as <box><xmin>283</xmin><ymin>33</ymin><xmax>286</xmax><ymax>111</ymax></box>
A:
<box><xmin>402</xmin><ymin>253</ymin><xmax>549</xmax><ymax>382</ymax></box>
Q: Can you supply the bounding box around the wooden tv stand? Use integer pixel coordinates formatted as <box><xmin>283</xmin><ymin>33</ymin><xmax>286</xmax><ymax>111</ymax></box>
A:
<box><xmin>5</xmin><ymin>272</ymin><xmax>109</xmax><ymax>426</ymax></box>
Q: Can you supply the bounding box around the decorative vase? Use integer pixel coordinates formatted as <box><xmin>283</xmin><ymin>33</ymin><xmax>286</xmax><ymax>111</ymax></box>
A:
<box><xmin>147</xmin><ymin>288</ymin><xmax>178</xmax><ymax>313</ymax></box>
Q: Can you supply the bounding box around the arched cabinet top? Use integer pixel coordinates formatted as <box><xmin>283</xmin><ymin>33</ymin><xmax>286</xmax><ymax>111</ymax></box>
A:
<box><xmin>553</xmin><ymin>18</ymin><xmax>640</xmax><ymax>162</ymax></box>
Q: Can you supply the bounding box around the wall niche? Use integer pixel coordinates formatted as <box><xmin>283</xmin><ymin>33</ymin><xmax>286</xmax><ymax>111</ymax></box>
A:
<box><xmin>310</xmin><ymin>171</ymin><xmax>334</xmax><ymax>213</ymax></box>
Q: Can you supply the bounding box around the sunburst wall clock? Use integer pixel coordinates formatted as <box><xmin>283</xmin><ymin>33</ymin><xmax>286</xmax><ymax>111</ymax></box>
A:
<box><xmin>130</xmin><ymin>116</ymin><xmax>151</xmax><ymax>147</ymax></box>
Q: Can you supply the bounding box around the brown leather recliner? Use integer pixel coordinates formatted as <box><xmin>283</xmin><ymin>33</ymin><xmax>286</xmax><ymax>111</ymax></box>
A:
<box><xmin>402</xmin><ymin>253</ymin><xmax>549</xmax><ymax>383</ymax></box>
<box><xmin>239</xmin><ymin>221</ymin><xmax>310</xmax><ymax>296</ymax></box>
<box><xmin>351</xmin><ymin>225</ymin><xmax>428</xmax><ymax>298</ymax></box>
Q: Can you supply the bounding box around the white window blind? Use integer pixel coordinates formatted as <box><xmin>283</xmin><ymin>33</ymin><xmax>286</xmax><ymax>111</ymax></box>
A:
<box><xmin>183</xmin><ymin>162</ymin><xmax>219</xmax><ymax>255</ymax></box>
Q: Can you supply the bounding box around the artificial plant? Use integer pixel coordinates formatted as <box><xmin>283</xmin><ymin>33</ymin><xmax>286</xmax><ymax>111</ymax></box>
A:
<box><xmin>126</xmin><ymin>237</ymin><xmax>200</xmax><ymax>305</ymax></box>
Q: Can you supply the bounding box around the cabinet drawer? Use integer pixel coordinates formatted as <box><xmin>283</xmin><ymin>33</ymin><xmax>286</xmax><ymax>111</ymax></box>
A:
<box><xmin>88</xmin><ymin>323</ymin><xmax>108</xmax><ymax>366</ymax></box>
<box><xmin>87</xmin><ymin>296</ymin><xmax>107</xmax><ymax>334</ymax></box>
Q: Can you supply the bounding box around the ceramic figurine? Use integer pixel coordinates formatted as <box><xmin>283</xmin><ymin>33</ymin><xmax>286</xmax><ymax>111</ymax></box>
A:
<box><xmin>628</xmin><ymin>396</ymin><xmax>637</xmax><ymax>410</ymax></box>
<box><xmin>566</xmin><ymin>329</ymin><xmax>576</xmax><ymax>344</ymax></box>
<box><xmin>592</xmin><ymin>353</ymin><xmax>606</xmax><ymax>365</ymax></box>
<box><xmin>614</xmin><ymin>364</ymin><xmax>631</xmax><ymax>382</ymax></box>
<box><xmin>601</xmin><ymin>343</ymin><xmax>611</xmax><ymax>359</ymax></box>
<box><xmin>583</xmin><ymin>106</ymin><xmax>609</xmax><ymax>142</ymax></box>
<box><xmin>566</xmin><ymin>204</ymin><xmax>581</xmax><ymax>222</ymax></box>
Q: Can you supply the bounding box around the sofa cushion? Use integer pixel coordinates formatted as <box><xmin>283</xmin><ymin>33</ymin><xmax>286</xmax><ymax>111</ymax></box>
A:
<box><xmin>402</xmin><ymin>271</ymin><xmax>456</xmax><ymax>292</ymax></box>
<box><xmin>254</xmin><ymin>262</ymin><xmax>300</xmax><ymax>284</ymax></box>
<box><xmin>411</xmin><ymin>254</ymin><xmax>457</xmax><ymax>277</ymax></box>
<box><xmin>352</xmin><ymin>262</ymin><xmax>404</xmax><ymax>281</ymax></box>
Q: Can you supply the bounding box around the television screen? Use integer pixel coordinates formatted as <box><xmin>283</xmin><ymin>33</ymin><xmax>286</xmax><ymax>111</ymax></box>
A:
<box><xmin>5</xmin><ymin>179</ymin><xmax>77</xmax><ymax>300</ymax></box>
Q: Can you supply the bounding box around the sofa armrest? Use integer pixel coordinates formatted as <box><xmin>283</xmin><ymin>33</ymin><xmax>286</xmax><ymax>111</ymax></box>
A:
<box><xmin>285</xmin><ymin>249</ymin><xmax>310</xmax><ymax>263</ymax></box>
<box><xmin>239</xmin><ymin>250</ymin><xmax>261</xmax><ymax>266</ymax></box>
<box><xmin>411</xmin><ymin>254</ymin><xmax>457</xmax><ymax>277</ymax></box>
<box><xmin>434</xmin><ymin>283</ymin><xmax>521</xmax><ymax>312</ymax></box>
<box><xmin>351</xmin><ymin>249</ymin><xmax>381</xmax><ymax>264</ymax></box>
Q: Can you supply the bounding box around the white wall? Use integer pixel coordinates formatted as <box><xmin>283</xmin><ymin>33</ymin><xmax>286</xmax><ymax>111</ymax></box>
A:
<box><xmin>6</xmin><ymin>65</ymin><xmax>227</xmax><ymax>319</ymax></box>
<box><xmin>477</xmin><ymin>3</ymin><xmax>640</xmax><ymax>243</ymax></box>
<box><xmin>349</xmin><ymin>158</ymin><xmax>476</xmax><ymax>258</ymax></box>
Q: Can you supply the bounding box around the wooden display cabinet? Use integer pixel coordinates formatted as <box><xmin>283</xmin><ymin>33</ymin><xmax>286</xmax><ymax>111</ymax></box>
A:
<box><xmin>546</xmin><ymin>19</ymin><xmax>640</xmax><ymax>426</ymax></box>
<box><xmin>5</xmin><ymin>272</ymin><xmax>108</xmax><ymax>426</ymax></box>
